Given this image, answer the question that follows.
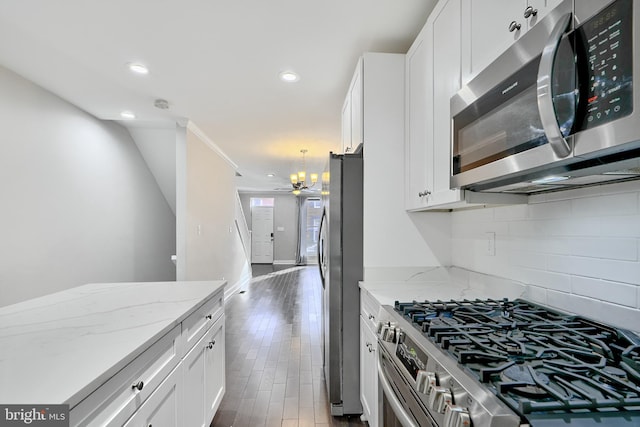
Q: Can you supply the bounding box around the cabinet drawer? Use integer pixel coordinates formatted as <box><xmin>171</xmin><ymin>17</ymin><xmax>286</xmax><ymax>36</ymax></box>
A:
<box><xmin>69</xmin><ymin>325</ymin><xmax>181</xmax><ymax>427</ymax></box>
<box><xmin>122</xmin><ymin>365</ymin><xmax>181</xmax><ymax>427</ymax></box>
<box><xmin>360</xmin><ymin>290</ymin><xmax>380</xmax><ymax>330</ymax></box>
<box><xmin>182</xmin><ymin>289</ymin><xmax>224</xmax><ymax>354</ymax></box>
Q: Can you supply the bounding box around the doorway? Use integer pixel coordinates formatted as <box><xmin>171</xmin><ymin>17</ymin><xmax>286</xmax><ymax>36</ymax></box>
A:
<box><xmin>299</xmin><ymin>197</ymin><xmax>322</xmax><ymax>265</ymax></box>
<box><xmin>250</xmin><ymin>198</ymin><xmax>274</xmax><ymax>264</ymax></box>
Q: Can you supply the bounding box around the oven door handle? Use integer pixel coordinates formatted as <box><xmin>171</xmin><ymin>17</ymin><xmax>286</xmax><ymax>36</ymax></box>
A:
<box><xmin>536</xmin><ymin>11</ymin><xmax>573</xmax><ymax>158</ymax></box>
<box><xmin>377</xmin><ymin>356</ymin><xmax>418</xmax><ymax>427</ymax></box>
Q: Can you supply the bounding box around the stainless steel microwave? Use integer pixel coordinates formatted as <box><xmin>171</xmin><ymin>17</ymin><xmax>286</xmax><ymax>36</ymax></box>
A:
<box><xmin>450</xmin><ymin>0</ymin><xmax>640</xmax><ymax>194</ymax></box>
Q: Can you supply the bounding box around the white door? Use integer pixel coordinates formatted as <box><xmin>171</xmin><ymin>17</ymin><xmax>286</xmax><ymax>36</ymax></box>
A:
<box><xmin>251</xmin><ymin>206</ymin><xmax>274</xmax><ymax>264</ymax></box>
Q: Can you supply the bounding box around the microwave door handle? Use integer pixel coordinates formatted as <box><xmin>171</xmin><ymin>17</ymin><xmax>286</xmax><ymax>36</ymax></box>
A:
<box><xmin>536</xmin><ymin>12</ymin><xmax>572</xmax><ymax>158</ymax></box>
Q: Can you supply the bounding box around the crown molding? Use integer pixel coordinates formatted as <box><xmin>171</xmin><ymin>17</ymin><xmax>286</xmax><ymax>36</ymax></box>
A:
<box><xmin>186</xmin><ymin>121</ymin><xmax>238</xmax><ymax>170</ymax></box>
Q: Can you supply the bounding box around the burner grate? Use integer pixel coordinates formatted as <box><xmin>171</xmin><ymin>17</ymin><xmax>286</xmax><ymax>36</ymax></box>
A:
<box><xmin>393</xmin><ymin>298</ymin><xmax>640</xmax><ymax>417</ymax></box>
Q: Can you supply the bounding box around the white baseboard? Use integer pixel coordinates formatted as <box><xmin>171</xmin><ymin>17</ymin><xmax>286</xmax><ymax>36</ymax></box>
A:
<box><xmin>273</xmin><ymin>259</ymin><xmax>296</xmax><ymax>265</ymax></box>
<box><xmin>225</xmin><ymin>274</ymin><xmax>251</xmax><ymax>300</ymax></box>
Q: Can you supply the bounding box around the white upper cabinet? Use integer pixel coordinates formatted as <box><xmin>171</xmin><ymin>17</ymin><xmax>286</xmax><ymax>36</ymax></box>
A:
<box><xmin>404</xmin><ymin>0</ymin><xmax>528</xmax><ymax>211</ymax></box>
<box><xmin>342</xmin><ymin>58</ymin><xmax>363</xmax><ymax>153</ymax></box>
<box><xmin>405</xmin><ymin>24</ymin><xmax>434</xmax><ymax>210</ymax></box>
<box><xmin>461</xmin><ymin>0</ymin><xmax>563</xmax><ymax>84</ymax></box>
<box><xmin>431</xmin><ymin>0</ymin><xmax>465</xmax><ymax>207</ymax></box>
<box><xmin>405</xmin><ymin>0</ymin><xmax>467</xmax><ymax>210</ymax></box>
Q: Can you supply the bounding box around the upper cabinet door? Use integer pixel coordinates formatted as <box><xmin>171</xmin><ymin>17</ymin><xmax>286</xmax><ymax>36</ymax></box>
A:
<box><xmin>462</xmin><ymin>0</ymin><xmax>524</xmax><ymax>83</ymax></box>
<box><xmin>527</xmin><ymin>0</ymin><xmax>564</xmax><ymax>27</ymax></box>
<box><xmin>461</xmin><ymin>0</ymin><xmax>565</xmax><ymax>84</ymax></box>
<box><xmin>431</xmin><ymin>0</ymin><xmax>463</xmax><ymax>204</ymax></box>
<box><xmin>405</xmin><ymin>25</ymin><xmax>434</xmax><ymax>210</ymax></box>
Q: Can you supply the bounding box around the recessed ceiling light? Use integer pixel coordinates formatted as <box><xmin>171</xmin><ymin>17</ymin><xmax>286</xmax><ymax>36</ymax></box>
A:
<box><xmin>279</xmin><ymin>71</ymin><xmax>299</xmax><ymax>82</ymax></box>
<box><xmin>120</xmin><ymin>110</ymin><xmax>136</xmax><ymax>119</ymax></box>
<box><xmin>267</xmin><ymin>173</ymin><xmax>275</xmax><ymax>177</ymax></box>
<box><xmin>128</xmin><ymin>62</ymin><xmax>149</xmax><ymax>75</ymax></box>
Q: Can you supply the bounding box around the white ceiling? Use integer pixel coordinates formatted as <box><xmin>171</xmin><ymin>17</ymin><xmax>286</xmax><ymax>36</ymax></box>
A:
<box><xmin>0</xmin><ymin>0</ymin><xmax>437</xmax><ymax>192</ymax></box>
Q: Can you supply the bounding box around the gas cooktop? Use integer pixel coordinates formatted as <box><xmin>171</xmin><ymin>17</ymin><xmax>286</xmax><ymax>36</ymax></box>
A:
<box><xmin>392</xmin><ymin>298</ymin><xmax>640</xmax><ymax>425</ymax></box>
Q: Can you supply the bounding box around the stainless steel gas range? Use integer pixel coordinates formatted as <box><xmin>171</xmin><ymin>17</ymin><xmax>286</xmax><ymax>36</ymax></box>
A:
<box><xmin>376</xmin><ymin>299</ymin><xmax>640</xmax><ymax>427</ymax></box>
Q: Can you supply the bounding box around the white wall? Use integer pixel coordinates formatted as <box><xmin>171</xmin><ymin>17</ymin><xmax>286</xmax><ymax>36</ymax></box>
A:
<box><xmin>362</xmin><ymin>53</ymin><xmax>450</xmax><ymax>280</ymax></box>
<box><xmin>449</xmin><ymin>180</ymin><xmax>640</xmax><ymax>332</ymax></box>
<box><xmin>0</xmin><ymin>65</ymin><xmax>176</xmax><ymax>307</ymax></box>
<box><xmin>183</xmin><ymin>127</ymin><xmax>251</xmax><ymax>294</ymax></box>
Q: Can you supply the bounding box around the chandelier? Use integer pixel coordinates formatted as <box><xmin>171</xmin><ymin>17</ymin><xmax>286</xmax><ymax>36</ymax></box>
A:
<box><xmin>290</xmin><ymin>149</ymin><xmax>318</xmax><ymax>195</ymax></box>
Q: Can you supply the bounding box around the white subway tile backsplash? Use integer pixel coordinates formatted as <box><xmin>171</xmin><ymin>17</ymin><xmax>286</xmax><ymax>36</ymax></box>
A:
<box><xmin>449</xmin><ymin>184</ymin><xmax>640</xmax><ymax>328</ymax></box>
<box><xmin>508</xmin><ymin>249</ymin><xmax>547</xmax><ymax>270</ymax></box>
<box><xmin>543</xmin><ymin>217</ymin><xmax>602</xmax><ymax>237</ymax></box>
<box><xmin>493</xmin><ymin>203</ymin><xmax>529</xmax><ymax>221</ymax></box>
<box><xmin>571</xmin><ymin>276</ymin><xmax>637</xmax><ymax>308</ymax></box>
<box><xmin>599</xmin><ymin>300</ymin><xmax>640</xmax><ymax>334</ymax></box>
<box><xmin>528</xmin><ymin>199</ymin><xmax>571</xmax><ymax>219</ymax></box>
<box><xmin>568</xmin><ymin>257</ymin><xmax>640</xmax><ymax>285</ymax></box>
<box><xmin>508</xmin><ymin>220</ymin><xmax>548</xmax><ymax>237</ymax></box>
<box><xmin>568</xmin><ymin>237</ymin><xmax>638</xmax><ymax>261</ymax></box>
<box><xmin>571</xmin><ymin>192</ymin><xmax>638</xmax><ymax>217</ymax></box>
<box><xmin>599</xmin><ymin>215</ymin><xmax>640</xmax><ymax>237</ymax></box>
<box><xmin>525</xmin><ymin>285</ymin><xmax>547</xmax><ymax>305</ymax></box>
<box><xmin>544</xmin><ymin>289</ymin><xmax>575</xmax><ymax>312</ymax></box>
<box><xmin>508</xmin><ymin>236</ymin><xmax>570</xmax><ymax>255</ymax></box>
<box><xmin>520</xmin><ymin>268</ymin><xmax>572</xmax><ymax>293</ymax></box>
<box><xmin>546</xmin><ymin>254</ymin><xmax>576</xmax><ymax>276</ymax></box>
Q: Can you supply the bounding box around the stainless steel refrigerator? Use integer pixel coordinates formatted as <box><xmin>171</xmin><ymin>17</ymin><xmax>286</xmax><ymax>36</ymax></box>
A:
<box><xmin>317</xmin><ymin>147</ymin><xmax>363</xmax><ymax>416</ymax></box>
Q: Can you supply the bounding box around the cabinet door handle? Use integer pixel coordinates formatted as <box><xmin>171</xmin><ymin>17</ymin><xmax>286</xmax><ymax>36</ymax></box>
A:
<box><xmin>508</xmin><ymin>21</ymin><xmax>521</xmax><ymax>32</ymax></box>
<box><xmin>418</xmin><ymin>190</ymin><xmax>431</xmax><ymax>197</ymax></box>
<box><xmin>206</xmin><ymin>314</ymin><xmax>212</xmax><ymax>320</ymax></box>
<box><xmin>132</xmin><ymin>381</ymin><xmax>144</xmax><ymax>391</ymax></box>
<box><xmin>207</xmin><ymin>340</ymin><xmax>216</xmax><ymax>350</ymax></box>
<box><xmin>524</xmin><ymin>6</ymin><xmax>537</xmax><ymax>18</ymax></box>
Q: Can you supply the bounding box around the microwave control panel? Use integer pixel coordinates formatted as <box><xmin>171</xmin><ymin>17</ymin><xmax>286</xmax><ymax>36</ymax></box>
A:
<box><xmin>577</xmin><ymin>0</ymin><xmax>633</xmax><ymax>129</ymax></box>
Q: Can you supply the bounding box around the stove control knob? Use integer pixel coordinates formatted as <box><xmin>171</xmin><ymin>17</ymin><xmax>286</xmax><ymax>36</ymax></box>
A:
<box><xmin>428</xmin><ymin>387</ymin><xmax>453</xmax><ymax>414</ymax></box>
<box><xmin>415</xmin><ymin>370</ymin><xmax>437</xmax><ymax>394</ymax></box>
<box><xmin>444</xmin><ymin>404</ymin><xmax>472</xmax><ymax>427</ymax></box>
<box><xmin>381</xmin><ymin>323</ymin><xmax>397</xmax><ymax>342</ymax></box>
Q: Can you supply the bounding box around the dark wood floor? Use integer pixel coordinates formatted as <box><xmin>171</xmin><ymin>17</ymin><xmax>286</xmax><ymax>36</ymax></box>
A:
<box><xmin>211</xmin><ymin>265</ymin><xmax>367</xmax><ymax>427</ymax></box>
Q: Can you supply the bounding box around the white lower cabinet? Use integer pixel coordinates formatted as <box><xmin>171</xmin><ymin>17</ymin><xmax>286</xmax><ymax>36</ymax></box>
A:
<box><xmin>69</xmin><ymin>288</ymin><xmax>225</xmax><ymax>427</ymax></box>
<box><xmin>182</xmin><ymin>316</ymin><xmax>225</xmax><ymax>427</ymax></box>
<box><xmin>123</xmin><ymin>366</ymin><xmax>181</xmax><ymax>427</ymax></box>
<box><xmin>69</xmin><ymin>325</ymin><xmax>182</xmax><ymax>426</ymax></box>
<box><xmin>359</xmin><ymin>317</ymin><xmax>378</xmax><ymax>427</ymax></box>
<box><xmin>360</xmin><ymin>290</ymin><xmax>380</xmax><ymax>427</ymax></box>
<box><xmin>204</xmin><ymin>319</ymin><xmax>225</xmax><ymax>423</ymax></box>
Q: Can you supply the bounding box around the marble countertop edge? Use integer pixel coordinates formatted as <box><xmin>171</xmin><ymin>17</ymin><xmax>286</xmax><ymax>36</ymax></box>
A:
<box><xmin>0</xmin><ymin>280</ymin><xmax>226</xmax><ymax>407</ymax></box>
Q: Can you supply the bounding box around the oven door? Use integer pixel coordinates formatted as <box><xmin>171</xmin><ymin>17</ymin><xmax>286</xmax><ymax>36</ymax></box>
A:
<box><xmin>377</xmin><ymin>342</ymin><xmax>435</xmax><ymax>427</ymax></box>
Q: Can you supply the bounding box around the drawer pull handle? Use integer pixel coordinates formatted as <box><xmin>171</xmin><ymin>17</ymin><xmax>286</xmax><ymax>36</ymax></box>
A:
<box><xmin>508</xmin><ymin>21</ymin><xmax>521</xmax><ymax>32</ymax></box>
<box><xmin>207</xmin><ymin>340</ymin><xmax>216</xmax><ymax>349</ymax></box>
<box><xmin>206</xmin><ymin>314</ymin><xmax>212</xmax><ymax>320</ymax></box>
<box><xmin>132</xmin><ymin>381</ymin><xmax>144</xmax><ymax>391</ymax></box>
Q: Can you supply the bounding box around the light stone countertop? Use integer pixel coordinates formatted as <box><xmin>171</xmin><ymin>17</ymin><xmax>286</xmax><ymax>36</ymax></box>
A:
<box><xmin>0</xmin><ymin>280</ymin><xmax>225</xmax><ymax>407</ymax></box>
<box><xmin>360</xmin><ymin>267</ymin><xmax>528</xmax><ymax>307</ymax></box>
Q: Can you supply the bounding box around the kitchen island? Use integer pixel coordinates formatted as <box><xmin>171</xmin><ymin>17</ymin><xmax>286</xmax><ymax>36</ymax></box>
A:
<box><xmin>0</xmin><ymin>280</ymin><xmax>226</xmax><ymax>426</ymax></box>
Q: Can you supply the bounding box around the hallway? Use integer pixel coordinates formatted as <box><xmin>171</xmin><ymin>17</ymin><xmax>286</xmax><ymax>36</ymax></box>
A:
<box><xmin>211</xmin><ymin>265</ymin><xmax>366</xmax><ymax>427</ymax></box>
